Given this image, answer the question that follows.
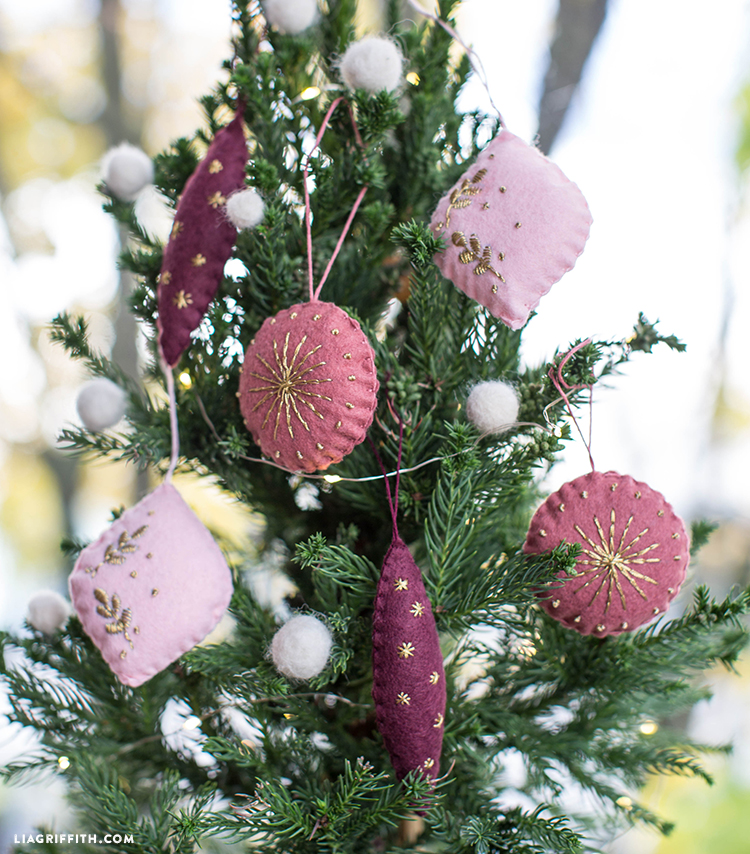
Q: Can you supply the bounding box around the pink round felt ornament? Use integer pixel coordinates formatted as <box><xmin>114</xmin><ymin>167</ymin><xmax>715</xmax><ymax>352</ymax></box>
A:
<box><xmin>524</xmin><ymin>471</ymin><xmax>689</xmax><ymax>637</ymax></box>
<box><xmin>430</xmin><ymin>129</ymin><xmax>592</xmax><ymax>330</ymax></box>
<box><xmin>238</xmin><ymin>301</ymin><xmax>378</xmax><ymax>473</ymax></box>
<box><xmin>157</xmin><ymin>107</ymin><xmax>248</xmax><ymax>367</ymax></box>
<box><xmin>69</xmin><ymin>482</ymin><xmax>233</xmax><ymax>687</ymax></box>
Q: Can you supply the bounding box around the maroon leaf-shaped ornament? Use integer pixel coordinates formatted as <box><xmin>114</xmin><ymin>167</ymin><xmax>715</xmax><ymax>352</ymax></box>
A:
<box><xmin>372</xmin><ymin>535</ymin><xmax>446</xmax><ymax>782</ymax></box>
<box><xmin>157</xmin><ymin>109</ymin><xmax>248</xmax><ymax>367</ymax></box>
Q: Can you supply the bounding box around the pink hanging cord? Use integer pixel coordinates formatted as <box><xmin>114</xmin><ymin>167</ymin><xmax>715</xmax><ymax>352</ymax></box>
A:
<box><xmin>546</xmin><ymin>339</ymin><xmax>596</xmax><ymax>472</ymax></box>
<box><xmin>164</xmin><ymin>364</ymin><xmax>180</xmax><ymax>482</ymax></box>
<box><xmin>405</xmin><ymin>0</ymin><xmax>505</xmax><ymax>127</ymax></box>
<box><xmin>303</xmin><ymin>97</ymin><xmax>369</xmax><ymax>303</ymax></box>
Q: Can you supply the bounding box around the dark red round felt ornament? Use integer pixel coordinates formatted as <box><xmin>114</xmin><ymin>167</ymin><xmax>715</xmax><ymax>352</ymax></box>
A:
<box><xmin>157</xmin><ymin>108</ymin><xmax>248</xmax><ymax>367</ymax></box>
<box><xmin>372</xmin><ymin>536</ymin><xmax>446</xmax><ymax>782</ymax></box>
<box><xmin>524</xmin><ymin>471</ymin><xmax>689</xmax><ymax>637</ymax></box>
<box><xmin>238</xmin><ymin>301</ymin><xmax>378</xmax><ymax>473</ymax></box>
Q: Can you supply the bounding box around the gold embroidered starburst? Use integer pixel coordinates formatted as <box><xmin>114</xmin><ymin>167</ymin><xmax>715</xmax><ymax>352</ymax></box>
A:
<box><xmin>397</xmin><ymin>642</ymin><xmax>415</xmax><ymax>660</ymax></box>
<box><xmin>394</xmin><ymin>578</ymin><xmax>409</xmax><ymax>591</ymax></box>
<box><xmin>191</xmin><ymin>253</ymin><xmax>207</xmax><ymax>267</ymax></box>
<box><xmin>429</xmin><ymin>671</ymin><xmax>440</xmax><ymax>685</ymax></box>
<box><xmin>247</xmin><ymin>332</ymin><xmax>333</xmax><ymax>441</ymax></box>
<box><xmin>396</xmin><ymin>692</ymin><xmax>411</xmax><ymax>706</ymax></box>
<box><xmin>410</xmin><ymin>601</ymin><xmax>425</xmax><ymax>617</ymax></box>
<box><xmin>207</xmin><ymin>191</ymin><xmax>227</xmax><ymax>208</ymax></box>
<box><xmin>573</xmin><ymin>508</ymin><xmax>660</xmax><ymax>613</ymax></box>
<box><xmin>173</xmin><ymin>290</ymin><xmax>193</xmax><ymax>309</ymax></box>
<box><xmin>159</xmin><ymin>270</ymin><xmax>172</xmax><ymax>285</ymax></box>
<box><xmin>208</xmin><ymin>159</ymin><xmax>223</xmax><ymax>174</ymax></box>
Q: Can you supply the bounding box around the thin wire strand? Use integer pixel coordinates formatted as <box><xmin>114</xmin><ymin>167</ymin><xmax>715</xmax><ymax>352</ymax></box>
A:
<box><xmin>546</xmin><ymin>339</ymin><xmax>596</xmax><ymax>472</ymax></box>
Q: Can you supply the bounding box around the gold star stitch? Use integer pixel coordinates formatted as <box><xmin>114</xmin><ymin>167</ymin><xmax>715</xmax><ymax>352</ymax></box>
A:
<box><xmin>191</xmin><ymin>253</ymin><xmax>207</xmax><ymax>267</ymax></box>
<box><xmin>159</xmin><ymin>270</ymin><xmax>172</xmax><ymax>285</ymax></box>
<box><xmin>170</xmin><ymin>220</ymin><xmax>183</xmax><ymax>239</ymax></box>
<box><xmin>207</xmin><ymin>191</ymin><xmax>227</xmax><ymax>209</ymax></box>
<box><xmin>423</xmin><ymin>758</ymin><xmax>435</xmax><ymax>770</ymax></box>
<box><xmin>410</xmin><ymin>601</ymin><xmax>425</xmax><ymax>617</ymax></box>
<box><xmin>396</xmin><ymin>692</ymin><xmax>411</xmax><ymax>706</ymax></box>
<box><xmin>429</xmin><ymin>671</ymin><xmax>440</xmax><ymax>685</ymax></box>
<box><xmin>208</xmin><ymin>159</ymin><xmax>224</xmax><ymax>174</ymax></box>
<box><xmin>173</xmin><ymin>290</ymin><xmax>193</xmax><ymax>309</ymax></box>
<box><xmin>394</xmin><ymin>578</ymin><xmax>409</xmax><ymax>591</ymax></box>
<box><xmin>433</xmin><ymin>713</ymin><xmax>444</xmax><ymax>728</ymax></box>
<box><xmin>573</xmin><ymin>508</ymin><xmax>661</xmax><ymax>613</ymax></box>
<box><xmin>397</xmin><ymin>642</ymin><xmax>415</xmax><ymax>660</ymax></box>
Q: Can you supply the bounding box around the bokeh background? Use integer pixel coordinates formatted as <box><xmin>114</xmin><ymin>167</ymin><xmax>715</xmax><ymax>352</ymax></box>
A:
<box><xmin>1</xmin><ymin>0</ymin><xmax>749</xmax><ymax>850</ymax></box>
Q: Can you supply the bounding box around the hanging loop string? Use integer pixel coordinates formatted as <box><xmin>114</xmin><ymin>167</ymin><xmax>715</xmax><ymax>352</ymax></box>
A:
<box><xmin>405</xmin><ymin>0</ymin><xmax>505</xmax><ymax>127</ymax></box>
<box><xmin>545</xmin><ymin>339</ymin><xmax>596</xmax><ymax>472</ymax></box>
<box><xmin>164</xmin><ymin>365</ymin><xmax>180</xmax><ymax>482</ymax></box>
<box><xmin>303</xmin><ymin>97</ymin><xmax>369</xmax><ymax>303</ymax></box>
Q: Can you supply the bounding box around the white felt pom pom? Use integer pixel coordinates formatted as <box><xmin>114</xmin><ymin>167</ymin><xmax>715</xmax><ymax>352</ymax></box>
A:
<box><xmin>340</xmin><ymin>36</ymin><xmax>403</xmax><ymax>94</ymax></box>
<box><xmin>262</xmin><ymin>0</ymin><xmax>318</xmax><ymax>34</ymax></box>
<box><xmin>28</xmin><ymin>590</ymin><xmax>71</xmax><ymax>634</ymax></box>
<box><xmin>76</xmin><ymin>378</ymin><xmax>127</xmax><ymax>432</ymax></box>
<box><xmin>226</xmin><ymin>189</ymin><xmax>266</xmax><ymax>230</ymax></box>
<box><xmin>466</xmin><ymin>380</ymin><xmax>519</xmax><ymax>435</ymax></box>
<box><xmin>102</xmin><ymin>143</ymin><xmax>154</xmax><ymax>201</ymax></box>
<box><xmin>271</xmin><ymin>614</ymin><xmax>333</xmax><ymax>680</ymax></box>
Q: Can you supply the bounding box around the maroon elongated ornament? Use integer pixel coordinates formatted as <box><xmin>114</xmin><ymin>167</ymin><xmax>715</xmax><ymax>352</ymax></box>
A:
<box><xmin>157</xmin><ymin>108</ymin><xmax>248</xmax><ymax>367</ymax></box>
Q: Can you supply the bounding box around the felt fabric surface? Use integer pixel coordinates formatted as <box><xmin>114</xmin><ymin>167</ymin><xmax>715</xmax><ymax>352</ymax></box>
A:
<box><xmin>238</xmin><ymin>301</ymin><xmax>378</xmax><ymax>473</ymax></box>
<box><xmin>157</xmin><ymin>109</ymin><xmax>247</xmax><ymax>367</ymax></box>
<box><xmin>430</xmin><ymin>129</ymin><xmax>592</xmax><ymax>330</ymax></box>
<box><xmin>372</xmin><ymin>535</ymin><xmax>446</xmax><ymax>782</ymax></box>
<box><xmin>523</xmin><ymin>471</ymin><xmax>689</xmax><ymax>637</ymax></box>
<box><xmin>69</xmin><ymin>483</ymin><xmax>233</xmax><ymax>687</ymax></box>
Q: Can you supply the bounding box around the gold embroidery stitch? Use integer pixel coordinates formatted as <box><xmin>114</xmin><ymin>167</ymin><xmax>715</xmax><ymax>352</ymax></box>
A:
<box><xmin>397</xmin><ymin>642</ymin><xmax>415</xmax><ymax>659</ymax></box>
<box><xmin>191</xmin><ymin>253</ymin><xmax>207</xmax><ymax>267</ymax></box>
<box><xmin>573</xmin><ymin>509</ymin><xmax>661</xmax><ymax>613</ymax></box>
<box><xmin>410</xmin><ymin>602</ymin><xmax>425</xmax><ymax>617</ymax></box>
<box><xmin>170</xmin><ymin>220</ymin><xmax>184</xmax><ymax>238</ymax></box>
<box><xmin>160</xmin><ymin>270</ymin><xmax>172</xmax><ymax>285</ymax></box>
<box><xmin>94</xmin><ymin>588</ymin><xmax>135</xmax><ymax>648</ymax></box>
<box><xmin>443</xmin><ymin>168</ymin><xmax>487</xmax><ymax>227</ymax></box>
<box><xmin>208</xmin><ymin>159</ymin><xmax>223</xmax><ymax>174</ymax></box>
<box><xmin>429</xmin><ymin>671</ymin><xmax>439</xmax><ymax>685</ymax></box>
<box><xmin>452</xmin><ymin>232</ymin><xmax>504</xmax><ymax>279</ymax></box>
<box><xmin>395</xmin><ymin>578</ymin><xmax>409</xmax><ymax>591</ymax></box>
<box><xmin>173</xmin><ymin>290</ymin><xmax>194</xmax><ymax>309</ymax></box>
<box><xmin>84</xmin><ymin>526</ymin><xmax>149</xmax><ymax>576</ymax></box>
<box><xmin>396</xmin><ymin>692</ymin><xmax>411</xmax><ymax>706</ymax></box>
<box><xmin>247</xmin><ymin>332</ymin><xmax>333</xmax><ymax>440</ymax></box>
<box><xmin>551</xmin><ymin>599</ymin><xmax>560</xmax><ymax>608</ymax></box>
<box><xmin>207</xmin><ymin>190</ymin><xmax>227</xmax><ymax>208</ymax></box>
<box><xmin>433</xmin><ymin>713</ymin><xmax>444</xmax><ymax>728</ymax></box>
<box><xmin>423</xmin><ymin>758</ymin><xmax>435</xmax><ymax>769</ymax></box>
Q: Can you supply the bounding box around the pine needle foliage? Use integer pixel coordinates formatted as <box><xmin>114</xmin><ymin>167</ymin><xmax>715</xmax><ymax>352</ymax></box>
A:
<box><xmin>2</xmin><ymin>2</ymin><xmax>748</xmax><ymax>852</ymax></box>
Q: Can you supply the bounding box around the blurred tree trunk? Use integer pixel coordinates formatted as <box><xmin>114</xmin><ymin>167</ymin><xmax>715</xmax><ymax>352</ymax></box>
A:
<box><xmin>536</xmin><ymin>0</ymin><xmax>608</xmax><ymax>154</ymax></box>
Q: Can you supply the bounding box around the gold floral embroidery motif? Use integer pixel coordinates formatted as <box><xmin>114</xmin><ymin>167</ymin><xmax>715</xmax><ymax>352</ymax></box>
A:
<box><xmin>84</xmin><ymin>526</ymin><xmax>148</xmax><ymax>577</ymax></box>
<box><xmin>173</xmin><ymin>290</ymin><xmax>193</xmax><ymax>309</ymax></box>
<box><xmin>191</xmin><ymin>254</ymin><xmax>207</xmax><ymax>267</ymax></box>
<box><xmin>395</xmin><ymin>578</ymin><xmax>409</xmax><ymax>591</ymax></box>
<box><xmin>208</xmin><ymin>159</ymin><xmax>223</xmax><ymax>174</ymax></box>
<box><xmin>247</xmin><ymin>332</ymin><xmax>333</xmax><ymax>440</ymax></box>
<box><xmin>429</xmin><ymin>671</ymin><xmax>440</xmax><ymax>685</ymax></box>
<box><xmin>443</xmin><ymin>168</ymin><xmax>487</xmax><ymax>228</ymax></box>
<box><xmin>452</xmin><ymin>232</ymin><xmax>504</xmax><ymax>279</ymax></box>
<box><xmin>397</xmin><ymin>642</ymin><xmax>416</xmax><ymax>659</ymax></box>
<box><xmin>207</xmin><ymin>191</ymin><xmax>227</xmax><ymax>209</ymax></box>
<box><xmin>396</xmin><ymin>692</ymin><xmax>411</xmax><ymax>706</ymax></box>
<box><xmin>410</xmin><ymin>602</ymin><xmax>425</xmax><ymax>617</ymax></box>
<box><xmin>170</xmin><ymin>221</ymin><xmax>183</xmax><ymax>239</ymax></box>
<box><xmin>573</xmin><ymin>509</ymin><xmax>660</xmax><ymax>612</ymax></box>
<box><xmin>94</xmin><ymin>588</ymin><xmax>136</xmax><ymax>648</ymax></box>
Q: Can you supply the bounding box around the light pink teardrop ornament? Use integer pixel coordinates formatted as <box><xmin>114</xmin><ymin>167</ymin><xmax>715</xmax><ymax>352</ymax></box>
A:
<box><xmin>430</xmin><ymin>130</ymin><xmax>592</xmax><ymax>329</ymax></box>
<box><xmin>69</xmin><ymin>483</ymin><xmax>233</xmax><ymax>687</ymax></box>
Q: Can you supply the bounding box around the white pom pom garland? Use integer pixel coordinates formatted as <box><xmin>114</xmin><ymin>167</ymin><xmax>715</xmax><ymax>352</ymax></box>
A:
<box><xmin>466</xmin><ymin>380</ymin><xmax>519</xmax><ymax>435</ymax></box>
<box><xmin>76</xmin><ymin>378</ymin><xmax>127</xmax><ymax>432</ymax></box>
<box><xmin>226</xmin><ymin>189</ymin><xmax>266</xmax><ymax>230</ymax></box>
<box><xmin>102</xmin><ymin>143</ymin><xmax>154</xmax><ymax>201</ymax></box>
<box><xmin>271</xmin><ymin>614</ymin><xmax>333</xmax><ymax>680</ymax></box>
<box><xmin>28</xmin><ymin>590</ymin><xmax>71</xmax><ymax>634</ymax></box>
<box><xmin>262</xmin><ymin>0</ymin><xmax>317</xmax><ymax>34</ymax></box>
<box><xmin>340</xmin><ymin>36</ymin><xmax>404</xmax><ymax>94</ymax></box>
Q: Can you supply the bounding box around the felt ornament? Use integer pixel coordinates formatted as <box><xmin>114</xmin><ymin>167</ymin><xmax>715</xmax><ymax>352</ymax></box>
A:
<box><xmin>238</xmin><ymin>301</ymin><xmax>378</xmax><ymax>473</ymax></box>
<box><xmin>226</xmin><ymin>188</ymin><xmax>265</xmax><ymax>230</ymax></box>
<box><xmin>340</xmin><ymin>36</ymin><xmax>403</xmax><ymax>94</ymax></box>
<box><xmin>371</xmin><ymin>439</ymin><xmax>446</xmax><ymax>783</ymax></box>
<box><xmin>524</xmin><ymin>471</ymin><xmax>689</xmax><ymax>637</ymax></box>
<box><xmin>157</xmin><ymin>107</ymin><xmax>248</xmax><ymax>368</ymax></box>
<box><xmin>76</xmin><ymin>377</ymin><xmax>128</xmax><ymax>432</ymax></box>
<box><xmin>237</xmin><ymin>97</ymin><xmax>377</xmax><ymax>473</ymax></box>
<box><xmin>27</xmin><ymin>590</ymin><xmax>71</xmax><ymax>635</ymax></box>
<box><xmin>466</xmin><ymin>380</ymin><xmax>519</xmax><ymax>435</ymax></box>
<box><xmin>102</xmin><ymin>143</ymin><xmax>154</xmax><ymax>201</ymax></box>
<box><xmin>271</xmin><ymin>614</ymin><xmax>333</xmax><ymax>680</ymax></box>
<box><xmin>69</xmin><ymin>482</ymin><xmax>233</xmax><ymax>687</ymax></box>
<box><xmin>261</xmin><ymin>0</ymin><xmax>317</xmax><ymax>34</ymax></box>
<box><xmin>430</xmin><ymin>129</ymin><xmax>592</xmax><ymax>330</ymax></box>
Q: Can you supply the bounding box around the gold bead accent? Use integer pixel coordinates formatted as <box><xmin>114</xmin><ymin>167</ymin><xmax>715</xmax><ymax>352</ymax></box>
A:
<box><xmin>347</xmin><ymin>375</ymin><xmax>356</xmax><ymax>381</ymax></box>
<box><xmin>514</xmin><ymin>221</ymin><xmax>521</xmax><ymax>228</ymax></box>
<box><xmin>673</xmin><ymin>555</ymin><xmax>681</xmax><ymax>561</ymax></box>
<box><xmin>492</xmin><ymin>283</ymin><xmax>499</xmax><ymax>294</ymax></box>
<box><xmin>275</xmin><ymin>451</ymin><xmax>281</xmax><ymax>458</ymax></box>
<box><xmin>313</xmin><ymin>314</ymin><xmax>321</xmax><ymax>321</ymax></box>
<box><xmin>151</xmin><ymin>588</ymin><xmax>159</xmax><ymax>597</ymax></box>
<box><xmin>540</xmin><ymin>529</ymin><xmax>547</xmax><ymax>537</ymax></box>
<box><xmin>581</xmin><ymin>491</ymin><xmax>588</xmax><ymax>498</ymax></box>
<box><xmin>499</xmin><ymin>185</ymin><xmax>506</xmax><ymax>192</ymax></box>
<box><xmin>573</xmin><ymin>616</ymin><xmax>581</xmax><ymax>623</ymax></box>
<box><xmin>270</xmin><ymin>318</ymin><xmax>276</xmax><ymax>325</ymax></box>
<box><xmin>667</xmin><ymin>587</ymin><xmax>674</xmax><ymax>594</ymax></box>
<box><xmin>345</xmin><ymin>403</ymin><xmax>354</xmax><ymax>409</ymax></box>
<box><xmin>652</xmin><ymin>607</ymin><xmax>660</xmax><ymax>614</ymax></box>
<box><xmin>498</xmin><ymin>251</ymin><xmax>505</xmax><ymax>260</ymax></box>
<box><xmin>130</xmin><ymin>571</ymin><xmax>137</xmax><ymax>578</ymax></box>
<box><xmin>296</xmin><ymin>450</ymin><xmax>304</xmax><ymax>460</ymax></box>
<box><xmin>621</xmin><ymin>621</ymin><xmax>628</xmax><ymax>630</ymax></box>
<box><xmin>290</xmin><ymin>312</ymin><xmax>298</xmax><ymax>319</ymax></box>
<box><xmin>316</xmin><ymin>443</ymin><xmax>324</xmax><ymax>450</ymax></box>
<box><xmin>482</xmin><ymin>202</ymin><xmax>490</xmax><ymax>210</ymax></box>
<box><xmin>335</xmin><ymin>421</ymin><xmax>342</xmax><ymax>429</ymax></box>
<box><xmin>610</xmin><ymin>483</ymin><xmax>618</xmax><ymax>491</ymax></box>
<box><xmin>331</xmin><ymin>329</ymin><xmax>340</xmax><ymax>335</ymax></box>
<box><xmin>657</xmin><ymin>510</ymin><xmax>664</xmax><ymax>517</ymax></box>
<box><xmin>596</xmin><ymin>624</ymin><xmax>606</xmax><ymax>632</ymax></box>
<box><xmin>672</xmin><ymin>533</ymin><xmax>679</xmax><ymax>539</ymax></box>
<box><xmin>635</xmin><ymin>491</ymin><xmax>642</xmax><ymax>499</ymax></box>
<box><xmin>552</xmin><ymin>599</ymin><xmax>560</xmax><ymax>608</ymax></box>
<box><xmin>146</xmin><ymin>553</ymin><xmax>153</xmax><ymax>559</ymax></box>
<box><xmin>559</xmin><ymin>503</ymin><xmax>565</xmax><ymax>512</ymax></box>
<box><xmin>120</xmin><ymin>651</ymin><xmax>127</xmax><ymax>659</ymax></box>
<box><xmin>343</xmin><ymin>353</ymin><xmax>352</xmax><ymax>359</ymax></box>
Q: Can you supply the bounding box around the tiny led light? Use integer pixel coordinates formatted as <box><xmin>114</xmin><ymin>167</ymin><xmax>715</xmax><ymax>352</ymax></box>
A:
<box><xmin>58</xmin><ymin>756</ymin><xmax>71</xmax><ymax>770</ymax></box>
<box><xmin>178</xmin><ymin>371</ymin><xmax>193</xmax><ymax>389</ymax></box>
<box><xmin>406</xmin><ymin>72</ymin><xmax>420</xmax><ymax>85</ymax></box>
<box><xmin>639</xmin><ymin>720</ymin><xmax>658</xmax><ymax>735</ymax></box>
<box><xmin>299</xmin><ymin>86</ymin><xmax>321</xmax><ymax>101</ymax></box>
<box><xmin>323</xmin><ymin>474</ymin><xmax>341</xmax><ymax>484</ymax></box>
<box><xmin>183</xmin><ymin>715</ymin><xmax>202</xmax><ymax>730</ymax></box>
